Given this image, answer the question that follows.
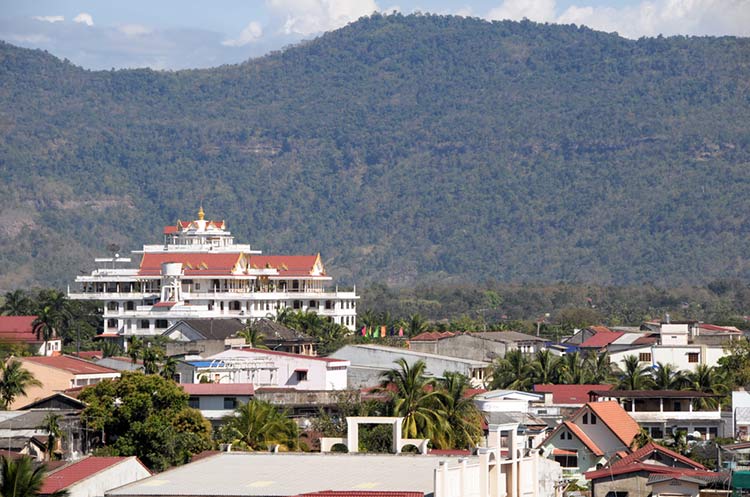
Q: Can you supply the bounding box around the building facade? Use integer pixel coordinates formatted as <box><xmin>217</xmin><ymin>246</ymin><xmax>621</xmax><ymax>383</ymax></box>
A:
<box><xmin>68</xmin><ymin>209</ymin><xmax>358</xmax><ymax>339</ymax></box>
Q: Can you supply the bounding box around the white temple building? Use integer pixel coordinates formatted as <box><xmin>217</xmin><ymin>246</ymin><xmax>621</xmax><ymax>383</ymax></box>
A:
<box><xmin>68</xmin><ymin>208</ymin><xmax>358</xmax><ymax>340</ymax></box>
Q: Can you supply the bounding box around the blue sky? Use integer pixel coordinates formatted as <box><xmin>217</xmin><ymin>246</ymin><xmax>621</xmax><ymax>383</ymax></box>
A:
<box><xmin>1</xmin><ymin>0</ymin><xmax>748</xmax><ymax>70</ymax></box>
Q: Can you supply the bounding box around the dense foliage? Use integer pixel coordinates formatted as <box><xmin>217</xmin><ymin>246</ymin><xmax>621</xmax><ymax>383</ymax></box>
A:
<box><xmin>78</xmin><ymin>372</ymin><xmax>212</xmax><ymax>471</ymax></box>
<box><xmin>1</xmin><ymin>14</ymin><xmax>749</xmax><ymax>291</ymax></box>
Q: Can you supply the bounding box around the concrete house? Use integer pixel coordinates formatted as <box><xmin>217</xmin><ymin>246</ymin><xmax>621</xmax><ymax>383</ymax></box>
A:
<box><xmin>408</xmin><ymin>331</ymin><xmax>547</xmax><ymax>362</ymax></box>
<box><xmin>182</xmin><ymin>383</ymin><xmax>254</xmax><ymax>422</ymax></box>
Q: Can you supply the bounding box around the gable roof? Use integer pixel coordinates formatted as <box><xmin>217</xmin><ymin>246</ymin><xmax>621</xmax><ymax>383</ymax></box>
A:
<box><xmin>251</xmin><ymin>319</ymin><xmax>315</xmax><ymax>343</ymax></box>
<box><xmin>560</xmin><ymin>421</ymin><xmax>604</xmax><ymax>457</ymax></box>
<box><xmin>166</xmin><ymin>319</ymin><xmax>245</xmax><ymax>341</ymax></box>
<box><xmin>139</xmin><ymin>252</ymin><xmax>244</xmax><ymax>276</ymax></box>
<box><xmin>249</xmin><ymin>254</ymin><xmax>323</xmax><ymax>277</ymax></box>
<box><xmin>0</xmin><ymin>315</ymin><xmax>48</xmax><ymax>343</ymax></box>
<box><xmin>19</xmin><ymin>355</ymin><xmax>119</xmax><ymax>375</ymax></box>
<box><xmin>587</xmin><ymin>401</ymin><xmax>641</xmax><ymax>447</ymax></box>
<box><xmin>533</xmin><ymin>384</ymin><xmax>613</xmax><ymax>404</ymax></box>
<box><xmin>41</xmin><ymin>456</ymin><xmax>149</xmax><ymax>493</ymax></box>
<box><xmin>585</xmin><ymin>463</ymin><xmax>725</xmax><ymax>483</ymax></box>
<box><xmin>578</xmin><ymin>331</ymin><xmax>625</xmax><ymax>348</ymax></box>
<box><xmin>611</xmin><ymin>442</ymin><xmax>706</xmax><ymax>470</ymax></box>
<box><xmin>409</xmin><ymin>331</ymin><xmax>456</xmax><ymax>342</ymax></box>
<box><xmin>17</xmin><ymin>392</ymin><xmax>86</xmax><ymax>410</ymax></box>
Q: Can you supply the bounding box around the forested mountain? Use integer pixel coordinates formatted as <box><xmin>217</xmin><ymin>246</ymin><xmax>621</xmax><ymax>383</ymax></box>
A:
<box><xmin>1</xmin><ymin>13</ymin><xmax>749</xmax><ymax>290</ymax></box>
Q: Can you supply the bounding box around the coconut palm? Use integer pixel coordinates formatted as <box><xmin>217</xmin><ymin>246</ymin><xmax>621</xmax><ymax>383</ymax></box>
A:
<box><xmin>617</xmin><ymin>355</ymin><xmax>655</xmax><ymax>390</ymax></box>
<box><xmin>38</xmin><ymin>413</ymin><xmax>63</xmax><ymax>461</ymax></box>
<box><xmin>128</xmin><ymin>337</ymin><xmax>144</xmax><ymax>365</ymax></box>
<box><xmin>436</xmin><ymin>372</ymin><xmax>483</xmax><ymax>449</ymax></box>
<box><xmin>32</xmin><ymin>307</ymin><xmax>59</xmax><ymax>356</ymax></box>
<box><xmin>530</xmin><ymin>349</ymin><xmax>560</xmax><ymax>385</ymax></box>
<box><xmin>160</xmin><ymin>356</ymin><xmax>179</xmax><ymax>381</ymax></box>
<box><xmin>685</xmin><ymin>364</ymin><xmax>728</xmax><ymax>409</ymax></box>
<box><xmin>220</xmin><ymin>400</ymin><xmax>299</xmax><ymax>451</ymax></box>
<box><xmin>0</xmin><ymin>360</ymin><xmax>41</xmax><ymax>409</ymax></box>
<box><xmin>586</xmin><ymin>351</ymin><xmax>617</xmax><ymax>384</ymax></box>
<box><xmin>0</xmin><ymin>290</ymin><xmax>33</xmax><ymax>316</ymax></box>
<box><xmin>406</xmin><ymin>313</ymin><xmax>428</xmax><ymax>338</ymax></box>
<box><xmin>652</xmin><ymin>362</ymin><xmax>687</xmax><ymax>390</ymax></box>
<box><xmin>379</xmin><ymin>359</ymin><xmax>449</xmax><ymax>441</ymax></box>
<box><xmin>0</xmin><ymin>455</ymin><xmax>68</xmax><ymax>497</ymax></box>
<box><xmin>559</xmin><ymin>352</ymin><xmax>590</xmax><ymax>384</ymax></box>
<box><xmin>237</xmin><ymin>325</ymin><xmax>267</xmax><ymax>349</ymax></box>
<box><xmin>489</xmin><ymin>349</ymin><xmax>533</xmax><ymax>390</ymax></box>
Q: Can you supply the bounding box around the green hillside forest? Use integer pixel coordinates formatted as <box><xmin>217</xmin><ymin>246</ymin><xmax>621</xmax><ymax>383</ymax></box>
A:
<box><xmin>1</xmin><ymin>13</ymin><xmax>749</xmax><ymax>290</ymax></box>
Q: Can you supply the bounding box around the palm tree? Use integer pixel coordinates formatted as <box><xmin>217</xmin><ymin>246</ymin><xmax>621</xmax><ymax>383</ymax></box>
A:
<box><xmin>128</xmin><ymin>337</ymin><xmax>144</xmax><ymax>364</ymax></box>
<box><xmin>101</xmin><ymin>342</ymin><xmax>122</xmax><ymax>358</ymax></box>
<box><xmin>406</xmin><ymin>313</ymin><xmax>428</xmax><ymax>338</ymax></box>
<box><xmin>220</xmin><ymin>400</ymin><xmax>299</xmax><ymax>451</ymax></box>
<box><xmin>32</xmin><ymin>307</ymin><xmax>59</xmax><ymax>356</ymax></box>
<box><xmin>437</xmin><ymin>372</ymin><xmax>483</xmax><ymax>449</ymax></box>
<box><xmin>559</xmin><ymin>352</ymin><xmax>590</xmax><ymax>384</ymax></box>
<box><xmin>586</xmin><ymin>351</ymin><xmax>616</xmax><ymax>384</ymax></box>
<box><xmin>379</xmin><ymin>359</ymin><xmax>449</xmax><ymax>441</ymax></box>
<box><xmin>489</xmin><ymin>349</ymin><xmax>533</xmax><ymax>390</ymax></box>
<box><xmin>0</xmin><ymin>360</ymin><xmax>41</xmax><ymax>409</ymax></box>
<box><xmin>530</xmin><ymin>349</ymin><xmax>560</xmax><ymax>385</ymax></box>
<box><xmin>38</xmin><ymin>413</ymin><xmax>63</xmax><ymax>461</ymax></box>
<box><xmin>0</xmin><ymin>455</ymin><xmax>68</xmax><ymax>497</ymax></box>
<box><xmin>617</xmin><ymin>355</ymin><xmax>655</xmax><ymax>390</ymax></box>
<box><xmin>238</xmin><ymin>324</ymin><xmax>268</xmax><ymax>349</ymax></box>
<box><xmin>0</xmin><ymin>290</ymin><xmax>33</xmax><ymax>316</ymax></box>
<box><xmin>652</xmin><ymin>362</ymin><xmax>687</xmax><ymax>390</ymax></box>
<box><xmin>686</xmin><ymin>364</ymin><xmax>728</xmax><ymax>409</ymax></box>
<box><xmin>160</xmin><ymin>356</ymin><xmax>179</xmax><ymax>381</ymax></box>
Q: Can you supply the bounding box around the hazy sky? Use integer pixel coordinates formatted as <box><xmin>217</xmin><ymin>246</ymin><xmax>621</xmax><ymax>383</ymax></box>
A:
<box><xmin>1</xmin><ymin>0</ymin><xmax>749</xmax><ymax>70</ymax></box>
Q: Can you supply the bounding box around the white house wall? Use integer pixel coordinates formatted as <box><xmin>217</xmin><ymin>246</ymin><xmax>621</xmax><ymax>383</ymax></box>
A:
<box><xmin>65</xmin><ymin>458</ymin><xmax>150</xmax><ymax>497</ymax></box>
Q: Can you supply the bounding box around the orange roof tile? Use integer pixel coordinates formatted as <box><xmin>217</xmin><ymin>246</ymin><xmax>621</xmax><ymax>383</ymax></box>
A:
<box><xmin>409</xmin><ymin>331</ymin><xmax>456</xmax><ymax>342</ymax></box>
<box><xmin>533</xmin><ymin>384</ymin><xmax>613</xmax><ymax>404</ymax></box>
<box><xmin>587</xmin><ymin>401</ymin><xmax>641</xmax><ymax>447</ymax></box>
<box><xmin>249</xmin><ymin>255</ymin><xmax>322</xmax><ymax>276</ymax></box>
<box><xmin>139</xmin><ymin>252</ymin><xmax>243</xmax><ymax>276</ymax></box>
<box><xmin>578</xmin><ymin>331</ymin><xmax>625</xmax><ymax>348</ymax></box>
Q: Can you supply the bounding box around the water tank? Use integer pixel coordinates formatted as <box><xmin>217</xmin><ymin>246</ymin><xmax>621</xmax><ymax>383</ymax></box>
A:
<box><xmin>161</xmin><ymin>262</ymin><xmax>183</xmax><ymax>276</ymax></box>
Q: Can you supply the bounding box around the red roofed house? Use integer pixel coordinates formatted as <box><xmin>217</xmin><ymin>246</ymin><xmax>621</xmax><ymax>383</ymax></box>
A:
<box><xmin>534</xmin><ymin>384</ymin><xmax>614</xmax><ymax>406</ymax></box>
<box><xmin>541</xmin><ymin>401</ymin><xmax>641</xmax><ymax>481</ymax></box>
<box><xmin>9</xmin><ymin>355</ymin><xmax>120</xmax><ymax>409</ymax></box>
<box><xmin>181</xmin><ymin>383</ymin><xmax>255</xmax><ymax>422</ymax></box>
<box><xmin>68</xmin><ymin>209</ymin><xmax>358</xmax><ymax>342</ymax></box>
<box><xmin>40</xmin><ymin>456</ymin><xmax>150</xmax><ymax>497</ymax></box>
<box><xmin>0</xmin><ymin>316</ymin><xmax>62</xmax><ymax>356</ymax></box>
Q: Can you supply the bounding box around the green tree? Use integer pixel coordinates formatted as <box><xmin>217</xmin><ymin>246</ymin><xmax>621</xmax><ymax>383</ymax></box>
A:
<box><xmin>652</xmin><ymin>362</ymin><xmax>687</xmax><ymax>390</ymax></box>
<box><xmin>406</xmin><ymin>313</ymin><xmax>428</xmax><ymax>338</ymax></box>
<box><xmin>38</xmin><ymin>413</ymin><xmax>63</xmax><ymax>461</ymax></box>
<box><xmin>489</xmin><ymin>349</ymin><xmax>533</xmax><ymax>390</ymax></box>
<box><xmin>0</xmin><ymin>455</ymin><xmax>68</xmax><ymax>497</ymax></box>
<box><xmin>379</xmin><ymin>359</ymin><xmax>448</xmax><ymax>442</ymax></box>
<box><xmin>31</xmin><ymin>307</ymin><xmax>61</xmax><ymax>356</ymax></box>
<box><xmin>586</xmin><ymin>351</ymin><xmax>616</xmax><ymax>385</ymax></box>
<box><xmin>617</xmin><ymin>355</ymin><xmax>655</xmax><ymax>390</ymax></box>
<box><xmin>218</xmin><ymin>400</ymin><xmax>299</xmax><ymax>451</ymax></box>
<box><xmin>0</xmin><ymin>360</ymin><xmax>41</xmax><ymax>409</ymax></box>
<box><xmin>79</xmin><ymin>372</ymin><xmax>212</xmax><ymax>471</ymax></box>
<box><xmin>0</xmin><ymin>290</ymin><xmax>34</xmax><ymax>316</ymax></box>
<box><xmin>559</xmin><ymin>352</ymin><xmax>590</xmax><ymax>385</ymax></box>
<box><xmin>530</xmin><ymin>349</ymin><xmax>560</xmax><ymax>385</ymax></box>
<box><xmin>237</xmin><ymin>324</ymin><xmax>267</xmax><ymax>349</ymax></box>
<box><xmin>685</xmin><ymin>364</ymin><xmax>728</xmax><ymax>409</ymax></box>
<box><xmin>436</xmin><ymin>372</ymin><xmax>483</xmax><ymax>449</ymax></box>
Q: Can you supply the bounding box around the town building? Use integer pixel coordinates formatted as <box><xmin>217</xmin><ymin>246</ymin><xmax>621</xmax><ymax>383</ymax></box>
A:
<box><xmin>181</xmin><ymin>383</ymin><xmax>254</xmax><ymax>422</ymax></box>
<box><xmin>68</xmin><ymin>209</ymin><xmax>358</xmax><ymax>342</ymax></box>
<box><xmin>8</xmin><ymin>356</ymin><xmax>120</xmax><ymax>409</ymax></box>
<box><xmin>0</xmin><ymin>409</ymin><xmax>88</xmax><ymax>460</ymax></box>
<box><xmin>589</xmin><ymin>389</ymin><xmax>729</xmax><ymax>439</ymax></box>
<box><xmin>175</xmin><ymin>348</ymin><xmax>349</xmax><ymax>390</ymax></box>
<box><xmin>40</xmin><ymin>456</ymin><xmax>151</xmax><ymax>497</ymax></box>
<box><xmin>408</xmin><ymin>331</ymin><xmax>547</xmax><ymax>362</ymax></box>
<box><xmin>0</xmin><ymin>316</ymin><xmax>62</xmax><ymax>356</ymax></box>
<box><xmin>331</xmin><ymin>344</ymin><xmax>489</xmax><ymax>388</ymax></box>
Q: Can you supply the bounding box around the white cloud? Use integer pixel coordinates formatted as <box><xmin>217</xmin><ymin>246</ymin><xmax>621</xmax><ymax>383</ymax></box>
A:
<box><xmin>73</xmin><ymin>12</ymin><xmax>94</xmax><ymax>26</ymax></box>
<box><xmin>222</xmin><ymin>21</ymin><xmax>264</xmax><ymax>46</ymax></box>
<box><xmin>487</xmin><ymin>0</ymin><xmax>557</xmax><ymax>23</ymax></box>
<box><xmin>32</xmin><ymin>15</ymin><xmax>64</xmax><ymax>23</ymax></box>
<box><xmin>454</xmin><ymin>7</ymin><xmax>474</xmax><ymax>17</ymax></box>
<box><xmin>487</xmin><ymin>0</ymin><xmax>750</xmax><ymax>38</ymax></box>
<box><xmin>119</xmin><ymin>24</ymin><xmax>153</xmax><ymax>37</ymax></box>
<box><xmin>269</xmin><ymin>0</ymin><xmax>379</xmax><ymax>35</ymax></box>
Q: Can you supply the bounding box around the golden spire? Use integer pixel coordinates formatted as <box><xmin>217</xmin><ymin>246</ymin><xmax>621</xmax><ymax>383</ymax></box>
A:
<box><xmin>198</xmin><ymin>206</ymin><xmax>205</xmax><ymax>221</ymax></box>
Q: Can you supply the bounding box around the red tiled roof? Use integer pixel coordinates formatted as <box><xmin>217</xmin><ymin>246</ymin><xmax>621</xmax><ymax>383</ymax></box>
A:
<box><xmin>181</xmin><ymin>384</ymin><xmax>254</xmax><ymax>396</ymax></box>
<box><xmin>41</xmin><ymin>456</ymin><xmax>149</xmax><ymax>493</ymax></box>
<box><xmin>552</xmin><ymin>448</ymin><xmax>577</xmax><ymax>456</ymax></box>
<box><xmin>534</xmin><ymin>384</ymin><xmax>613</xmax><ymax>404</ymax></box>
<box><xmin>0</xmin><ymin>316</ymin><xmax>48</xmax><ymax>343</ymax></box>
<box><xmin>587</xmin><ymin>401</ymin><xmax>641</xmax><ymax>447</ymax></box>
<box><xmin>611</xmin><ymin>442</ymin><xmax>706</xmax><ymax>470</ymax></box>
<box><xmin>698</xmin><ymin>323</ymin><xmax>741</xmax><ymax>333</ymax></box>
<box><xmin>409</xmin><ymin>331</ymin><xmax>456</xmax><ymax>342</ymax></box>
<box><xmin>463</xmin><ymin>388</ymin><xmax>486</xmax><ymax>398</ymax></box>
<box><xmin>588</xmin><ymin>326</ymin><xmax>614</xmax><ymax>334</ymax></box>
<box><xmin>21</xmin><ymin>356</ymin><xmax>119</xmax><ymax>375</ymax></box>
<box><xmin>297</xmin><ymin>492</ymin><xmax>423</xmax><ymax>497</ymax></box>
<box><xmin>578</xmin><ymin>331</ymin><xmax>625</xmax><ymax>348</ymax></box>
<box><xmin>73</xmin><ymin>351</ymin><xmax>103</xmax><ymax>360</ymax></box>
<box><xmin>633</xmin><ymin>334</ymin><xmax>659</xmax><ymax>345</ymax></box>
<box><xmin>139</xmin><ymin>252</ymin><xmax>244</xmax><ymax>276</ymax></box>
<box><xmin>585</xmin><ymin>462</ymin><xmax>719</xmax><ymax>481</ymax></box>
<box><xmin>238</xmin><ymin>347</ymin><xmax>348</xmax><ymax>364</ymax></box>
<box><xmin>249</xmin><ymin>255</ymin><xmax>322</xmax><ymax>276</ymax></box>
<box><xmin>562</xmin><ymin>421</ymin><xmax>604</xmax><ymax>456</ymax></box>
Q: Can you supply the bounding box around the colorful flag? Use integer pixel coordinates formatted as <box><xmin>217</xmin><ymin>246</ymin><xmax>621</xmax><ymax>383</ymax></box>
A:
<box><xmin>361</xmin><ymin>326</ymin><xmax>366</xmax><ymax>336</ymax></box>
<box><xmin>380</xmin><ymin>325</ymin><xmax>386</xmax><ymax>338</ymax></box>
<box><xmin>398</xmin><ymin>327</ymin><xmax>404</xmax><ymax>337</ymax></box>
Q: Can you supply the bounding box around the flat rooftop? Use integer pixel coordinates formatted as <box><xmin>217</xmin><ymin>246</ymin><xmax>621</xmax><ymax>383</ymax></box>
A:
<box><xmin>107</xmin><ymin>452</ymin><xmax>463</xmax><ymax>496</ymax></box>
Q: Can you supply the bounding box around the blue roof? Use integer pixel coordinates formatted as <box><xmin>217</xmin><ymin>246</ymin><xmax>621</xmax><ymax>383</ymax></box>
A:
<box><xmin>187</xmin><ymin>361</ymin><xmax>223</xmax><ymax>368</ymax></box>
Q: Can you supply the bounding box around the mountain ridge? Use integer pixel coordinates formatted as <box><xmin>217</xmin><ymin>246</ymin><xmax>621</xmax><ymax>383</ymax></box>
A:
<box><xmin>1</xmin><ymin>14</ymin><xmax>749</xmax><ymax>290</ymax></box>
